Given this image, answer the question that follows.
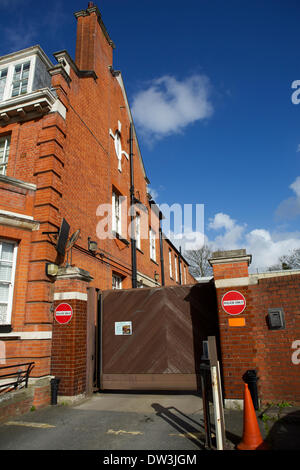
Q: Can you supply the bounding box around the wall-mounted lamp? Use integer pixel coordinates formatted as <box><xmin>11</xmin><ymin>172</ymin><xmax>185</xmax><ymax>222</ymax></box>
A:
<box><xmin>45</xmin><ymin>263</ymin><xmax>59</xmax><ymax>277</ymax></box>
<box><xmin>88</xmin><ymin>237</ymin><xmax>98</xmax><ymax>253</ymax></box>
<box><xmin>154</xmin><ymin>271</ymin><xmax>159</xmax><ymax>283</ymax></box>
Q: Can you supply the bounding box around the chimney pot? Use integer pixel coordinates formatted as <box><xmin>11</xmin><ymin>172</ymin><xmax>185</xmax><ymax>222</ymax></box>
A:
<box><xmin>88</xmin><ymin>2</ymin><xmax>94</xmax><ymax>7</ymax></box>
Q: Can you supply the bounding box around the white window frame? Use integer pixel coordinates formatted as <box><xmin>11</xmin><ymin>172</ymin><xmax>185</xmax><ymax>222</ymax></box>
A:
<box><xmin>0</xmin><ymin>240</ymin><xmax>18</xmax><ymax>326</ymax></box>
<box><xmin>0</xmin><ymin>55</ymin><xmax>35</xmax><ymax>102</ymax></box>
<box><xmin>135</xmin><ymin>213</ymin><xmax>141</xmax><ymax>250</ymax></box>
<box><xmin>112</xmin><ymin>273</ymin><xmax>122</xmax><ymax>290</ymax></box>
<box><xmin>0</xmin><ymin>67</ymin><xmax>8</xmax><ymax>101</ymax></box>
<box><xmin>174</xmin><ymin>255</ymin><xmax>178</xmax><ymax>282</ymax></box>
<box><xmin>112</xmin><ymin>191</ymin><xmax>122</xmax><ymax>236</ymax></box>
<box><xmin>149</xmin><ymin>228</ymin><xmax>156</xmax><ymax>262</ymax></box>
<box><xmin>11</xmin><ymin>60</ymin><xmax>31</xmax><ymax>98</ymax></box>
<box><xmin>0</xmin><ymin>135</ymin><xmax>11</xmax><ymax>176</ymax></box>
<box><xmin>184</xmin><ymin>265</ymin><xmax>187</xmax><ymax>284</ymax></box>
<box><xmin>169</xmin><ymin>249</ymin><xmax>172</xmax><ymax>278</ymax></box>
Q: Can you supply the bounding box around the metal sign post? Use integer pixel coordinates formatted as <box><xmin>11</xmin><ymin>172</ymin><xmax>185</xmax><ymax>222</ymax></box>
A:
<box><xmin>208</xmin><ymin>336</ymin><xmax>226</xmax><ymax>450</ymax></box>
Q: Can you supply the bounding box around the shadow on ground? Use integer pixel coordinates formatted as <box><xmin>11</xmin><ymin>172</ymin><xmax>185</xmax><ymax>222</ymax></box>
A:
<box><xmin>151</xmin><ymin>403</ymin><xmax>208</xmax><ymax>450</ymax></box>
<box><xmin>265</xmin><ymin>410</ymin><xmax>300</xmax><ymax>450</ymax></box>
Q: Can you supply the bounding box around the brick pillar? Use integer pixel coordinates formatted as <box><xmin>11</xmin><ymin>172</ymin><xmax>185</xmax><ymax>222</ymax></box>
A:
<box><xmin>74</xmin><ymin>4</ymin><xmax>114</xmax><ymax>75</ymax></box>
<box><xmin>209</xmin><ymin>249</ymin><xmax>256</xmax><ymax>408</ymax></box>
<box><xmin>51</xmin><ymin>266</ymin><xmax>93</xmax><ymax>399</ymax></box>
<box><xmin>209</xmin><ymin>249</ymin><xmax>252</xmax><ymax>281</ymax></box>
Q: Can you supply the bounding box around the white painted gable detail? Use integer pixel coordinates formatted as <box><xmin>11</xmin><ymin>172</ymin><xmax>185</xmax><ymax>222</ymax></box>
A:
<box><xmin>109</xmin><ymin>120</ymin><xmax>129</xmax><ymax>172</ymax></box>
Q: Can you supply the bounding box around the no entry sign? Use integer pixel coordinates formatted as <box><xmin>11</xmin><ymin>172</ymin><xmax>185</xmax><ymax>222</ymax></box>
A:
<box><xmin>54</xmin><ymin>303</ymin><xmax>73</xmax><ymax>324</ymax></box>
<box><xmin>221</xmin><ymin>291</ymin><xmax>246</xmax><ymax>315</ymax></box>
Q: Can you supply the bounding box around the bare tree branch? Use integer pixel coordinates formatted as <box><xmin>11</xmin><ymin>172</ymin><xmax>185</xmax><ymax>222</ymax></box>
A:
<box><xmin>184</xmin><ymin>245</ymin><xmax>213</xmax><ymax>278</ymax></box>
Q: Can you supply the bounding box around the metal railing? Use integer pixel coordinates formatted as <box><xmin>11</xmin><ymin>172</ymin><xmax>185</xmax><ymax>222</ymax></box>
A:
<box><xmin>0</xmin><ymin>362</ymin><xmax>35</xmax><ymax>394</ymax></box>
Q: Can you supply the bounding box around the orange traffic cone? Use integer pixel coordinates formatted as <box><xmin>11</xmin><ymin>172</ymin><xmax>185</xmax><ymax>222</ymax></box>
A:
<box><xmin>237</xmin><ymin>383</ymin><xmax>269</xmax><ymax>450</ymax></box>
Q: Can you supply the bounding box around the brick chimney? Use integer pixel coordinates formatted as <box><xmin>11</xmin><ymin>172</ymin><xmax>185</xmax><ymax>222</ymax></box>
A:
<box><xmin>74</xmin><ymin>3</ymin><xmax>115</xmax><ymax>73</ymax></box>
<box><xmin>209</xmin><ymin>249</ymin><xmax>252</xmax><ymax>281</ymax></box>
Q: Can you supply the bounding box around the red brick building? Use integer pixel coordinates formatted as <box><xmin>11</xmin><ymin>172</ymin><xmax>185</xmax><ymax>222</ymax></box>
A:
<box><xmin>0</xmin><ymin>3</ymin><xmax>195</xmax><ymax>411</ymax></box>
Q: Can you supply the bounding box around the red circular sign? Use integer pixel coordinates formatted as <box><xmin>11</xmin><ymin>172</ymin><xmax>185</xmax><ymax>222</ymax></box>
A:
<box><xmin>221</xmin><ymin>291</ymin><xmax>246</xmax><ymax>315</ymax></box>
<box><xmin>54</xmin><ymin>303</ymin><xmax>73</xmax><ymax>324</ymax></box>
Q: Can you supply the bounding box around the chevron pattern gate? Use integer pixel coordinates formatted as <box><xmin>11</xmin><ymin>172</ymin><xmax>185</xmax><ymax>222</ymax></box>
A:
<box><xmin>99</xmin><ymin>283</ymin><xmax>218</xmax><ymax>391</ymax></box>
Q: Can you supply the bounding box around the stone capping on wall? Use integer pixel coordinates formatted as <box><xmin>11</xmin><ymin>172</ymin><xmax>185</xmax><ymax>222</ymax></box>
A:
<box><xmin>208</xmin><ymin>248</ymin><xmax>252</xmax><ymax>266</ymax></box>
<box><xmin>55</xmin><ymin>266</ymin><xmax>94</xmax><ymax>282</ymax></box>
<box><xmin>214</xmin><ymin>268</ymin><xmax>300</xmax><ymax>287</ymax></box>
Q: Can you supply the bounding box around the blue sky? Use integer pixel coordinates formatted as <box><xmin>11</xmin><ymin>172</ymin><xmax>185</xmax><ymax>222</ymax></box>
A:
<box><xmin>1</xmin><ymin>0</ymin><xmax>300</xmax><ymax>270</ymax></box>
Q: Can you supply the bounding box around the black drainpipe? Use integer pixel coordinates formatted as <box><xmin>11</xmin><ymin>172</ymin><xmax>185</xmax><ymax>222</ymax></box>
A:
<box><xmin>129</xmin><ymin>123</ymin><xmax>137</xmax><ymax>288</ymax></box>
<box><xmin>96</xmin><ymin>289</ymin><xmax>102</xmax><ymax>390</ymax></box>
<box><xmin>159</xmin><ymin>211</ymin><xmax>165</xmax><ymax>286</ymax></box>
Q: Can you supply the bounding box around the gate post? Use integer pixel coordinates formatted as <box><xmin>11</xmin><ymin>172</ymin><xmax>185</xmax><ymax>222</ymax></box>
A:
<box><xmin>209</xmin><ymin>249</ymin><xmax>255</xmax><ymax>409</ymax></box>
<box><xmin>51</xmin><ymin>266</ymin><xmax>93</xmax><ymax>402</ymax></box>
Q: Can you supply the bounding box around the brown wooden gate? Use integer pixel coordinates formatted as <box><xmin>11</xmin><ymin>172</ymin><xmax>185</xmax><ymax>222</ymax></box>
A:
<box><xmin>99</xmin><ymin>282</ymin><xmax>218</xmax><ymax>391</ymax></box>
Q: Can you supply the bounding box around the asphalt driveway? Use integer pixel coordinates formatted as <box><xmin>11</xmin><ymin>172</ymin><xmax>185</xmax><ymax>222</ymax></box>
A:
<box><xmin>0</xmin><ymin>392</ymin><xmax>299</xmax><ymax>451</ymax></box>
<box><xmin>0</xmin><ymin>392</ymin><xmax>210</xmax><ymax>451</ymax></box>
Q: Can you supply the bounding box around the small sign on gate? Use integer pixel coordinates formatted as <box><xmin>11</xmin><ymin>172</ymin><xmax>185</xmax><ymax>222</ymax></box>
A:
<box><xmin>115</xmin><ymin>321</ymin><xmax>132</xmax><ymax>335</ymax></box>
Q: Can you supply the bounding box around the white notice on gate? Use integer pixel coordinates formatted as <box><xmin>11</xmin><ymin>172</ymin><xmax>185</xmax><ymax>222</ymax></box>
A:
<box><xmin>115</xmin><ymin>321</ymin><xmax>132</xmax><ymax>335</ymax></box>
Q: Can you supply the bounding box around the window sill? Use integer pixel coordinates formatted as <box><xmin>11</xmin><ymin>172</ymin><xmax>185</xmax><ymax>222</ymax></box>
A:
<box><xmin>150</xmin><ymin>258</ymin><xmax>159</xmax><ymax>266</ymax></box>
<box><xmin>112</xmin><ymin>231</ymin><xmax>130</xmax><ymax>246</ymax></box>
<box><xmin>136</xmin><ymin>247</ymin><xmax>144</xmax><ymax>255</ymax></box>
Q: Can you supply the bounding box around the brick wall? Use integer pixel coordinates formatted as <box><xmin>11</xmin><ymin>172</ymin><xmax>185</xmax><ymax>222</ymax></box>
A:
<box><xmin>210</xmin><ymin>250</ymin><xmax>300</xmax><ymax>405</ymax></box>
<box><xmin>0</xmin><ymin>377</ymin><xmax>51</xmax><ymax>424</ymax></box>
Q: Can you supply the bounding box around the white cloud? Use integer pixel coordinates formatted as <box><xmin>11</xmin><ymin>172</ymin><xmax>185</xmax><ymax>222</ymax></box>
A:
<box><xmin>165</xmin><ymin>229</ymin><xmax>206</xmax><ymax>253</ymax></box>
<box><xmin>290</xmin><ymin>176</ymin><xmax>300</xmax><ymax>197</ymax></box>
<box><xmin>208</xmin><ymin>212</ymin><xmax>235</xmax><ymax>231</ymax></box>
<box><xmin>162</xmin><ymin>208</ymin><xmax>300</xmax><ymax>272</ymax></box>
<box><xmin>276</xmin><ymin>176</ymin><xmax>300</xmax><ymax>220</ymax></box>
<box><xmin>0</xmin><ymin>1</ymin><xmax>69</xmax><ymax>55</ymax></box>
<box><xmin>245</xmin><ymin>228</ymin><xmax>300</xmax><ymax>270</ymax></box>
<box><xmin>131</xmin><ymin>74</ymin><xmax>213</xmax><ymax>141</ymax></box>
<box><xmin>208</xmin><ymin>213</ymin><xmax>246</xmax><ymax>251</ymax></box>
<box><xmin>147</xmin><ymin>186</ymin><xmax>159</xmax><ymax>201</ymax></box>
<box><xmin>2</xmin><ymin>28</ymin><xmax>37</xmax><ymax>52</ymax></box>
<box><xmin>0</xmin><ymin>0</ymin><xmax>21</xmax><ymax>6</ymax></box>
<box><xmin>207</xmin><ymin>212</ymin><xmax>300</xmax><ymax>271</ymax></box>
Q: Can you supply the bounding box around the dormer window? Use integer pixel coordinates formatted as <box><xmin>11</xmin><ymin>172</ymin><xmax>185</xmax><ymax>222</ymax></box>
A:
<box><xmin>11</xmin><ymin>61</ymin><xmax>30</xmax><ymax>97</ymax></box>
<box><xmin>0</xmin><ymin>47</ymin><xmax>54</xmax><ymax>105</ymax></box>
<box><xmin>0</xmin><ymin>58</ymin><xmax>34</xmax><ymax>102</ymax></box>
